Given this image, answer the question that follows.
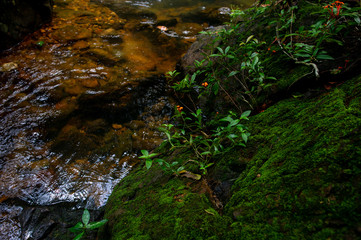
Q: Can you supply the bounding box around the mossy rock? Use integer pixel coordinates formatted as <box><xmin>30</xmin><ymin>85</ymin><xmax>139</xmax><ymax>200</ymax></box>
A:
<box><xmin>226</xmin><ymin>75</ymin><xmax>361</xmax><ymax>239</ymax></box>
<box><xmin>100</xmin><ymin>159</ymin><xmax>234</xmax><ymax>240</ymax></box>
<box><xmin>102</xmin><ymin>75</ymin><xmax>361</xmax><ymax>239</ymax></box>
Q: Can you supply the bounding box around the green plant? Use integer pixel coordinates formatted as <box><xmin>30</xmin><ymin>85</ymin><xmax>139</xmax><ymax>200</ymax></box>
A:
<box><xmin>165</xmin><ymin>70</ymin><xmax>180</xmax><ymax>82</ymax></box>
<box><xmin>69</xmin><ymin>209</ymin><xmax>108</xmax><ymax>240</ymax></box>
<box><xmin>271</xmin><ymin>0</ymin><xmax>360</xmax><ymax>78</ymax></box>
<box><xmin>141</xmin><ymin>107</ymin><xmax>250</xmax><ymax>176</ymax></box>
<box><xmin>139</xmin><ymin>150</ymin><xmax>184</xmax><ymax>175</ymax></box>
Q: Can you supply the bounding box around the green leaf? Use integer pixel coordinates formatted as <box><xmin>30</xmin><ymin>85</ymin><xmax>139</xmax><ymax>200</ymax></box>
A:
<box><xmin>87</xmin><ymin>219</ymin><xmax>108</xmax><ymax>230</ymax></box>
<box><xmin>36</xmin><ymin>41</ymin><xmax>44</xmax><ymax>47</ymax></box>
<box><xmin>354</xmin><ymin>16</ymin><xmax>360</xmax><ymax>25</ymax></box>
<box><xmin>139</xmin><ymin>150</ymin><xmax>149</xmax><ymax>157</ymax></box>
<box><xmin>191</xmin><ymin>73</ymin><xmax>197</xmax><ymax>83</ymax></box>
<box><xmin>212</xmin><ymin>83</ymin><xmax>219</xmax><ymax>95</ymax></box>
<box><xmin>241</xmin><ymin>110</ymin><xmax>251</xmax><ymax>118</ymax></box>
<box><xmin>82</xmin><ymin>209</ymin><xmax>90</xmax><ymax>226</ymax></box>
<box><xmin>227</xmin><ymin>134</ymin><xmax>238</xmax><ymax>139</ymax></box>
<box><xmin>228</xmin><ymin>71</ymin><xmax>239</xmax><ymax>77</ymax></box>
<box><xmin>241</xmin><ymin>133</ymin><xmax>248</xmax><ymax>143</ymax></box>
<box><xmin>252</xmin><ymin>56</ymin><xmax>259</xmax><ymax>69</ymax></box>
<box><xmin>246</xmin><ymin>35</ymin><xmax>254</xmax><ymax>43</ymax></box>
<box><xmin>170</xmin><ymin>162</ymin><xmax>179</xmax><ymax>167</ymax></box>
<box><xmin>294</xmin><ymin>53</ymin><xmax>311</xmax><ymax>58</ymax></box>
<box><xmin>205</xmin><ymin>163</ymin><xmax>214</xmax><ymax>168</ymax></box>
<box><xmin>73</xmin><ymin>232</ymin><xmax>85</xmax><ymax>240</ymax></box>
<box><xmin>146</xmin><ymin>159</ymin><xmax>153</xmax><ymax>169</ymax></box>
<box><xmin>216</xmin><ymin>47</ymin><xmax>224</xmax><ymax>55</ymax></box>
<box><xmin>316</xmin><ymin>54</ymin><xmax>334</xmax><ymax>60</ymax></box>
<box><xmin>220</xmin><ymin>115</ymin><xmax>233</xmax><ymax>123</ymax></box>
<box><xmin>69</xmin><ymin>222</ymin><xmax>84</xmax><ymax>233</ymax></box>
<box><xmin>201</xmin><ymin>151</ymin><xmax>212</xmax><ymax>155</ymax></box>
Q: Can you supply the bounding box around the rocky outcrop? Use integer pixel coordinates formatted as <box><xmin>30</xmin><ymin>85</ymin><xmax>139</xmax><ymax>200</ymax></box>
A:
<box><xmin>0</xmin><ymin>0</ymin><xmax>53</xmax><ymax>51</ymax></box>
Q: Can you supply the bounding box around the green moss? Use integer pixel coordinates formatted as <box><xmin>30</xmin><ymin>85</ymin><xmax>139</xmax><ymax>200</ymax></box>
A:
<box><xmin>226</xmin><ymin>76</ymin><xmax>361</xmax><ymax>239</ymax></box>
<box><xmin>100</xmin><ymin>151</ymin><xmax>235</xmax><ymax>240</ymax></box>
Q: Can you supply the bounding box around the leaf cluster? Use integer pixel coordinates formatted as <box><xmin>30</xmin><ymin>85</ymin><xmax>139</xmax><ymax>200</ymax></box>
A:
<box><xmin>69</xmin><ymin>209</ymin><xmax>108</xmax><ymax>240</ymax></box>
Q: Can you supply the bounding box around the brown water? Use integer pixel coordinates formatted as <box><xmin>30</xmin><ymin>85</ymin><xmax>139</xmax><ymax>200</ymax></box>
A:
<box><xmin>0</xmin><ymin>0</ymin><xmax>254</xmax><ymax>238</ymax></box>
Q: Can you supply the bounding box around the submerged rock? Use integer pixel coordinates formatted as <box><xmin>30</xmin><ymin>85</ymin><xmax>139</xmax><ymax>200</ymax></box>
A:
<box><xmin>0</xmin><ymin>62</ymin><xmax>18</xmax><ymax>72</ymax></box>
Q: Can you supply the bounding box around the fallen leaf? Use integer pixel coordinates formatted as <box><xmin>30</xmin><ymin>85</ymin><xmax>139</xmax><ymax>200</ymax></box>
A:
<box><xmin>179</xmin><ymin>170</ymin><xmax>201</xmax><ymax>180</ymax></box>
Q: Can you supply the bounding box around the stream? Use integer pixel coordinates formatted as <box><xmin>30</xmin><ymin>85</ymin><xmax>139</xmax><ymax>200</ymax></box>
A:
<box><xmin>0</xmin><ymin>0</ymin><xmax>254</xmax><ymax>239</ymax></box>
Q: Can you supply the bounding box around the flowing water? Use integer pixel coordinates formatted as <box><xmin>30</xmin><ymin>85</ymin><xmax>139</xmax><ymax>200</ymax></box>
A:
<box><xmin>0</xmin><ymin>0</ymin><xmax>254</xmax><ymax>238</ymax></box>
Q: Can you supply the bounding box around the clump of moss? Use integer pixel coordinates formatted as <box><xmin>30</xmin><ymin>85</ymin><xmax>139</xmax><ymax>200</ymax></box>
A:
<box><xmin>101</xmin><ymin>156</ymin><xmax>234</xmax><ymax>240</ymax></box>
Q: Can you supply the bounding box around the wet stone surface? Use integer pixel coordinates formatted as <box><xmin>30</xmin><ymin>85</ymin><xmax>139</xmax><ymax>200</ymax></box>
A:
<box><xmin>0</xmin><ymin>0</ymin><xmax>254</xmax><ymax>239</ymax></box>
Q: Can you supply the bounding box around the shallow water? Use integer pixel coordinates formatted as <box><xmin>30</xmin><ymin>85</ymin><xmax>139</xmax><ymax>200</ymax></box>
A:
<box><xmin>0</xmin><ymin>0</ymin><xmax>254</xmax><ymax>238</ymax></box>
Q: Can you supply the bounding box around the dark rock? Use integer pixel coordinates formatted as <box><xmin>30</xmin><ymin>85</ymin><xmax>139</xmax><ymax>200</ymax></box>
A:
<box><xmin>180</xmin><ymin>7</ymin><xmax>231</xmax><ymax>25</ymax></box>
<box><xmin>19</xmin><ymin>204</ymin><xmax>104</xmax><ymax>240</ymax></box>
<box><xmin>178</xmin><ymin>26</ymin><xmax>225</xmax><ymax>74</ymax></box>
<box><xmin>0</xmin><ymin>0</ymin><xmax>53</xmax><ymax>51</ymax></box>
<box><xmin>52</xmin><ymin>25</ymin><xmax>93</xmax><ymax>42</ymax></box>
<box><xmin>157</xmin><ymin>18</ymin><xmax>178</xmax><ymax>27</ymax></box>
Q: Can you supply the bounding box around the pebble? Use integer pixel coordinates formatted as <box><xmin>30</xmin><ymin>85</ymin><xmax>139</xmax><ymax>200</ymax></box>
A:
<box><xmin>1</xmin><ymin>62</ymin><xmax>18</xmax><ymax>72</ymax></box>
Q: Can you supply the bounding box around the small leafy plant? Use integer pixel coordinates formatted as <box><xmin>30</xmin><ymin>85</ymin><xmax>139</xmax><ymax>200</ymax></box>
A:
<box><xmin>139</xmin><ymin>150</ymin><xmax>184</xmax><ymax>175</ymax></box>
<box><xmin>69</xmin><ymin>209</ymin><xmax>108</xmax><ymax>240</ymax></box>
<box><xmin>140</xmin><ymin>108</ymin><xmax>251</xmax><ymax>176</ymax></box>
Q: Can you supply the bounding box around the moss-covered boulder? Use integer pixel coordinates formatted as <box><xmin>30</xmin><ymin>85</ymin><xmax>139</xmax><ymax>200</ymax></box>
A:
<box><xmin>102</xmin><ymin>74</ymin><xmax>361</xmax><ymax>239</ymax></box>
<box><xmin>226</xmin><ymin>75</ymin><xmax>361</xmax><ymax>239</ymax></box>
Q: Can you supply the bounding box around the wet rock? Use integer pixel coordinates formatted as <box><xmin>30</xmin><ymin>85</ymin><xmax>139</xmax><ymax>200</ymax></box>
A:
<box><xmin>19</xmin><ymin>204</ymin><xmax>104</xmax><ymax>240</ymax></box>
<box><xmin>72</xmin><ymin>40</ymin><xmax>90</xmax><ymax>49</ymax></box>
<box><xmin>52</xmin><ymin>25</ymin><xmax>93</xmax><ymax>41</ymax></box>
<box><xmin>124</xmin><ymin>120</ymin><xmax>146</xmax><ymax>130</ymax></box>
<box><xmin>157</xmin><ymin>18</ymin><xmax>178</xmax><ymax>27</ymax></box>
<box><xmin>51</xmin><ymin>123</ymin><xmax>101</xmax><ymax>159</ymax></box>
<box><xmin>131</xmin><ymin>129</ymin><xmax>163</xmax><ymax>150</ymax></box>
<box><xmin>64</xmin><ymin>84</ymin><xmax>84</xmax><ymax>96</ymax></box>
<box><xmin>178</xmin><ymin>26</ymin><xmax>225</xmax><ymax>74</ymax></box>
<box><xmin>0</xmin><ymin>0</ymin><xmax>53</xmax><ymax>51</ymax></box>
<box><xmin>86</xmin><ymin>48</ymin><xmax>119</xmax><ymax>66</ymax></box>
<box><xmin>112</xmin><ymin>123</ymin><xmax>123</xmax><ymax>130</ymax></box>
<box><xmin>84</xmin><ymin>118</ymin><xmax>108</xmax><ymax>135</ymax></box>
<box><xmin>100</xmin><ymin>28</ymin><xmax>118</xmax><ymax>37</ymax></box>
<box><xmin>208</xmin><ymin>7</ymin><xmax>231</xmax><ymax>24</ymax></box>
<box><xmin>111</xmin><ymin>6</ymin><xmax>157</xmax><ymax>21</ymax></box>
<box><xmin>55</xmin><ymin>9</ymin><xmax>95</xmax><ymax>19</ymax></box>
<box><xmin>180</xmin><ymin>6</ymin><xmax>231</xmax><ymax>25</ymax></box>
<box><xmin>77</xmin><ymin>76</ymin><xmax>168</xmax><ymax>123</ymax></box>
<box><xmin>173</xmin><ymin>22</ymin><xmax>204</xmax><ymax>38</ymax></box>
<box><xmin>81</xmin><ymin>78</ymin><xmax>99</xmax><ymax>88</ymax></box>
<box><xmin>0</xmin><ymin>62</ymin><xmax>18</xmax><ymax>72</ymax></box>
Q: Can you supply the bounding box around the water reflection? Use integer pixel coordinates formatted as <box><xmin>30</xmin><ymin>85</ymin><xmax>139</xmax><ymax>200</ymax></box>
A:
<box><xmin>0</xmin><ymin>0</ymin><xmax>254</xmax><ymax>238</ymax></box>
